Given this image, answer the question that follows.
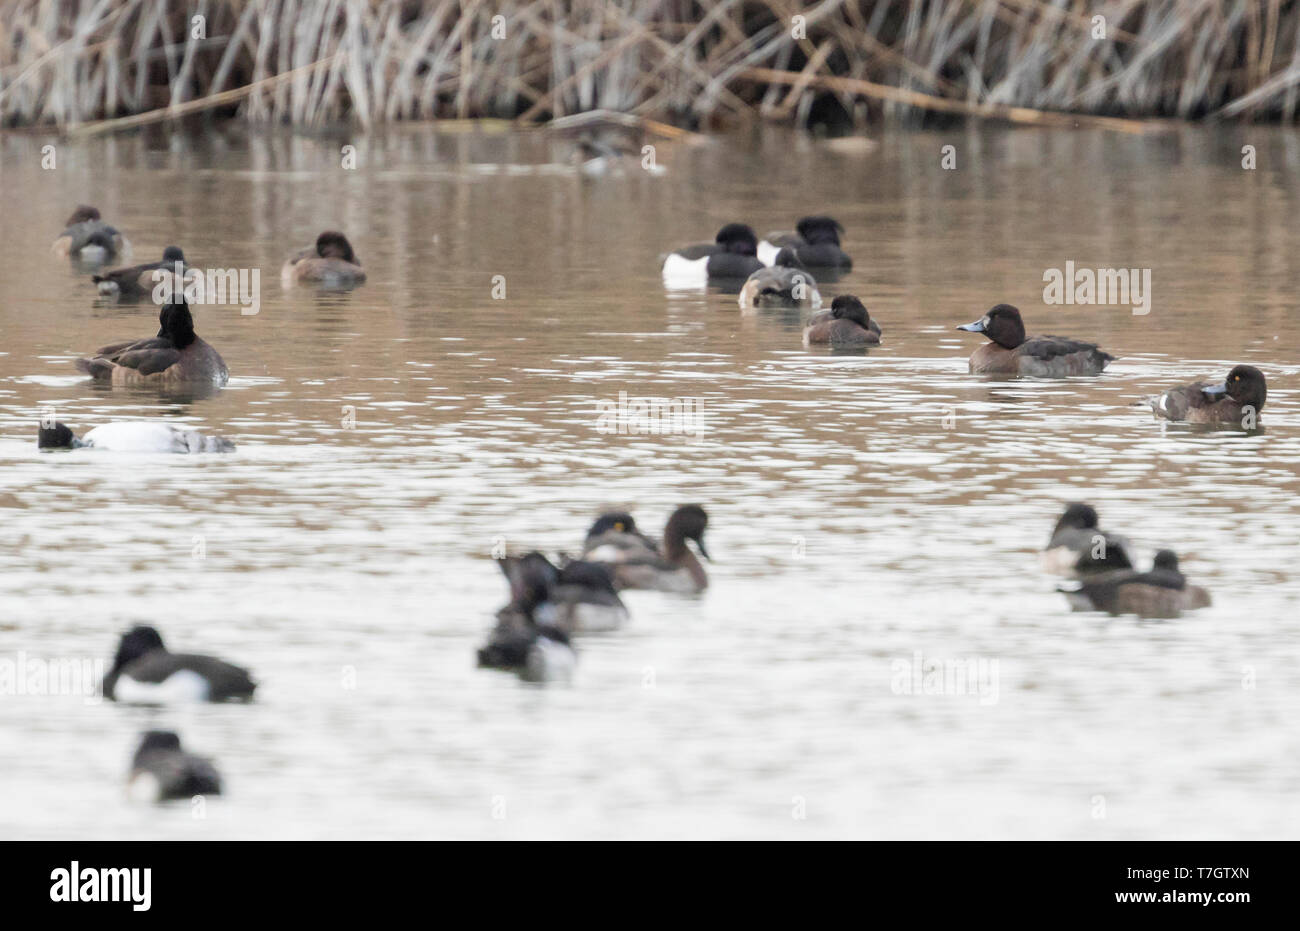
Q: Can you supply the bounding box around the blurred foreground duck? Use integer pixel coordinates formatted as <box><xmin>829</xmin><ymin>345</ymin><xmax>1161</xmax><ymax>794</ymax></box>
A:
<box><xmin>51</xmin><ymin>205</ymin><xmax>130</xmax><ymax>263</ymax></box>
<box><xmin>739</xmin><ymin>248</ymin><xmax>821</xmax><ymax>310</ymax></box>
<box><xmin>956</xmin><ymin>304</ymin><xmax>1113</xmax><ymax>376</ymax></box>
<box><xmin>1041</xmin><ymin>503</ymin><xmax>1135</xmax><ymax>576</ymax></box>
<box><xmin>281</xmin><ymin>231</ymin><xmax>366</xmax><ymax>287</ymax></box>
<box><xmin>1059</xmin><ymin>550</ymin><xmax>1211</xmax><ymax>619</ymax></box>
<box><xmin>129</xmin><ymin>731</ymin><xmax>222</xmax><ymax>803</ymax></box>
<box><xmin>76</xmin><ymin>298</ymin><xmax>228</xmax><ymax>387</ymax></box>
<box><xmin>477</xmin><ymin>553</ymin><xmax>578</xmax><ymax>683</ymax></box>
<box><xmin>38</xmin><ymin>421</ymin><xmax>234</xmax><ymax>453</ymax></box>
<box><xmin>662</xmin><ymin>223</ymin><xmax>763</xmax><ymax>287</ymax></box>
<box><xmin>803</xmin><ymin>295</ymin><xmax>880</xmax><ymax>346</ymax></box>
<box><xmin>92</xmin><ymin>245</ymin><xmax>186</xmax><ymax>298</ymax></box>
<box><xmin>758</xmin><ymin>216</ymin><xmax>851</xmax><ymax>271</ymax></box>
<box><xmin>104</xmin><ymin>626</ymin><xmax>255</xmax><ymax>703</ymax></box>
<box><xmin>1146</xmin><ymin>365</ymin><xmax>1266</xmax><ymax>426</ymax></box>
<box><xmin>582</xmin><ymin>504</ymin><xmax>710</xmax><ymax>593</ymax></box>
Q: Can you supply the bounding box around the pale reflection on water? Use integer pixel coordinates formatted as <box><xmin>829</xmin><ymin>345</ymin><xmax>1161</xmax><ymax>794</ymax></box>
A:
<box><xmin>1</xmin><ymin>125</ymin><xmax>1297</xmax><ymax>839</ymax></box>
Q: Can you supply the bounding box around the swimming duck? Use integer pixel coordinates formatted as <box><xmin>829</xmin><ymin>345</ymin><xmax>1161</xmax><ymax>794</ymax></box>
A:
<box><xmin>758</xmin><ymin>216</ymin><xmax>851</xmax><ymax>270</ymax></box>
<box><xmin>92</xmin><ymin>245</ymin><xmax>187</xmax><ymax>298</ymax></box>
<box><xmin>477</xmin><ymin>552</ymin><xmax>577</xmax><ymax>683</ymax></box>
<box><xmin>51</xmin><ymin>205</ymin><xmax>130</xmax><ymax>263</ymax></box>
<box><xmin>103</xmin><ymin>626</ymin><xmax>255</xmax><ymax>703</ymax></box>
<box><xmin>581</xmin><ymin>511</ymin><xmax>661</xmax><ymax>558</ymax></box>
<box><xmin>37</xmin><ymin>420</ymin><xmax>234</xmax><ymax>453</ymax></box>
<box><xmin>1059</xmin><ymin>550</ymin><xmax>1211</xmax><ymax>619</ymax></box>
<box><xmin>739</xmin><ymin>248</ymin><xmax>821</xmax><ymax>310</ymax></box>
<box><xmin>281</xmin><ymin>231</ymin><xmax>366</xmax><ymax>287</ymax></box>
<box><xmin>584</xmin><ymin>504</ymin><xmax>710</xmax><ymax>593</ymax></box>
<box><xmin>803</xmin><ymin>295</ymin><xmax>880</xmax><ymax>346</ymax></box>
<box><xmin>1040</xmin><ymin>502</ymin><xmax>1135</xmax><ymax>576</ymax></box>
<box><xmin>956</xmin><ymin>304</ymin><xmax>1113</xmax><ymax>376</ymax></box>
<box><xmin>543</xmin><ymin>559</ymin><xmax>631</xmax><ymax>633</ymax></box>
<box><xmin>128</xmin><ymin>731</ymin><xmax>222</xmax><ymax>803</ymax></box>
<box><xmin>661</xmin><ymin>223</ymin><xmax>764</xmax><ymax>287</ymax></box>
<box><xmin>1147</xmin><ymin>365</ymin><xmax>1267</xmax><ymax>426</ymax></box>
<box><xmin>76</xmin><ymin>297</ymin><xmax>228</xmax><ymax>387</ymax></box>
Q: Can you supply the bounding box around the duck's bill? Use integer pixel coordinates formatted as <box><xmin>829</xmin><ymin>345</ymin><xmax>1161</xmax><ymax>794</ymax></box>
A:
<box><xmin>1202</xmin><ymin>382</ymin><xmax>1228</xmax><ymax>396</ymax></box>
<box><xmin>956</xmin><ymin>320</ymin><xmax>986</xmax><ymax>332</ymax></box>
<box><xmin>695</xmin><ymin>540</ymin><xmax>712</xmax><ymax>561</ymax></box>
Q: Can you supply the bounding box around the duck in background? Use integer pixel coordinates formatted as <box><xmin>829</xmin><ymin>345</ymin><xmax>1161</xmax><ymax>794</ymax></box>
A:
<box><xmin>661</xmin><ymin>223</ymin><xmax>764</xmax><ymax>287</ymax></box>
<box><xmin>956</xmin><ymin>304</ymin><xmax>1113</xmax><ymax>376</ymax></box>
<box><xmin>477</xmin><ymin>552</ymin><xmax>578</xmax><ymax>683</ymax></box>
<box><xmin>103</xmin><ymin>626</ymin><xmax>256</xmax><ymax>703</ymax></box>
<box><xmin>583</xmin><ymin>504</ymin><xmax>710</xmax><ymax>593</ymax></box>
<box><xmin>803</xmin><ymin>295</ymin><xmax>880</xmax><ymax>347</ymax></box>
<box><xmin>1041</xmin><ymin>502</ymin><xmax>1135</xmax><ymax>576</ymax></box>
<box><xmin>128</xmin><ymin>731</ymin><xmax>222</xmax><ymax>803</ymax></box>
<box><xmin>37</xmin><ymin>420</ymin><xmax>235</xmax><ymax>454</ymax></box>
<box><xmin>75</xmin><ymin>297</ymin><xmax>228</xmax><ymax>387</ymax></box>
<box><xmin>281</xmin><ymin>231</ymin><xmax>366</xmax><ymax>287</ymax></box>
<box><xmin>1146</xmin><ymin>365</ymin><xmax>1267</xmax><ymax>427</ymax></box>
<box><xmin>51</xmin><ymin>205</ymin><xmax>130</xmax><ymax>263</ymax></box>
<box><xmin>1059</xmin><ymin>550</ymin><xmax>1211</xmax><ymax>619</ymax></box>
<box><xmin>739</xmin><ymin>248</ymin><xmax>821</xmax><ymax>311</ymax></box>
<box><xmin>92</xmin><ymin>245</ymin><xmax>187</xmax><ymax>298</ymax></box>
<box><xmin>758</xmin><ymin>216</ymin><xmax>852</xmax><ymax>273</ymax></box>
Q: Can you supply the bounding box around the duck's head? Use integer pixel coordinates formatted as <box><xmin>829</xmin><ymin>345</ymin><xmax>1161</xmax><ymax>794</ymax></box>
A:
<box><xmin>587</xmin><ymin>511</ymin><xmax>639</xmax><ymax>537</ymax></box>
<box><xmin>113</xmin><ymin>625</ymin><xmax>166</xmax><ymax>672</ymax></box>
<box><xmin>830</xmin><ymin>295</ymin><xmax>870</xmax><ymax>328</ymax></box>
<box><xmin>772</xmin><ymin>247</ymin><xmax>807</xmax><ymax>270</ymax></box>
<box><xmin>134</xmin><ymin>730</ymin><xmax>183</xmax><ymax>760</ymax></box>
<box><xmin>66</xmin><ymin>205</ymin><xmax>101</xmax><ymax>225</ymax></box>
<box><xmin>957</xmin><ymin>303</ymin><xmax>1026</xmax><ymax>349</ymax></box>
<box><xmin>1052</xmin><ymin>502</ymin><xmax>1100</xmax><ymax>536</ymax></box>
<box><xmin>158</xmin><ymin>298</ymin><xmax>197</xmax><ymax>348</ymax></box>
<box><xmin>498</xmin><ymin>551</ymin><xmax>559</xmax><ymax>615</ymax></box>
<box><xmin>37</xmin><ymin>421</ymin><xmax>81</xmax><ymax>449</ymax></box>
<box><xmin>1152</xmin><ymin>549</ymin><xmax>1180</xmax><ymax>572</ymax></box>
<box><xmin>1204</xmin><ymin>365</ymin><xmax>1267</xmax><ymax>411</ymax></box>
<box><xmin>796</xmin><ymin>215</ymin><xmax>844</xmax><ymax>245</ymax></box>
<box><xmin>316</xmin><ymin>231</ymin><xmax>359</xmax><ymax>264</ymax></box>
<box><xmin>665</xmin><ymin>504</ymin><xmax>710</xmax><ymax>560</ymax></box>
<box><xmin>714</xmin><ymin>223</ymin><xmax>758</xmax><ymax>257</ymax></box>
<box><xmin>161</xmin><ymin>245</ymin><xmax>185</xmax><ymax>264</ymax></box>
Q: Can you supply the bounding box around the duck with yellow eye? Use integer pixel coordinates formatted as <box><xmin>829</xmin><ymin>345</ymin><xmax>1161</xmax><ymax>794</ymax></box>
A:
<box><xmin>1147</xmin><ymin>364</ymin><xmax>1267</xmax><ymax>426</ymax></box>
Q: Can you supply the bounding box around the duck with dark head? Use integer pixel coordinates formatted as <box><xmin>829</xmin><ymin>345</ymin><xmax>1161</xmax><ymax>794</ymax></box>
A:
<box><xmin>1147</xmin><ymin>365</ymin><xmax>1266</xmax><ymax>427</ymax></box>
<box><xmin>282</xmin><ymin>230</ymin><xmax>367</xmax><ymax>287</ymax></box>
<box><xmin>956</xmin><ymin>304</ymin><xmax>1113</xmax><ymax>376</ymax></box>
<box><xmin>92</xmin><ymin>245</ymin><xmax>186</xmax><ymax>299</ymax></box>
<box><xmin>584</xmin><ymin>504</ymin><xmax>710</xmax><ymax>593</ymax></box>
<box><xmin>803</xmin><ymin>295</ymin><xmax>881</xmax><ymax>347</ymax></box>
<box><xmin>662</xmin><ymin>223</ymin><xmax>764</xmax><ymax>287</ymax></box>
<box><xmin>52</xmin><ymin>205</ymin><xmax>131</xmax><ymax>263</ymax></box>
<box><xmin>75</xmin><ymin>297</ymin><xmax>228</xmax><ymax>387</ymax></box>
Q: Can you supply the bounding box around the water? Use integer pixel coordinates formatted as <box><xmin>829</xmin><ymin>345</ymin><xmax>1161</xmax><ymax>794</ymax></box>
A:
<box><xmin>1</xmin><ymin>123</ymin><xmax>1297</xmax><ymax>839</ymax></box>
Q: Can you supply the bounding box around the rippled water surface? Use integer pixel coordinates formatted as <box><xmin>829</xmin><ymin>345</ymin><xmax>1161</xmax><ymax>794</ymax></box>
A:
<box><xmin>1</xmin><ymin>124</ymin><xmax>1298</xmax><ymax>839</ymax></box>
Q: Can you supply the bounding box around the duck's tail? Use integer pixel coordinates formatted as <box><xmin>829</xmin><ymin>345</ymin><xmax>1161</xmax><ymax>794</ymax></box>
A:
<box><xmin>75</xmin><ymin>357</ymin><xmax>113</xmax><ymax>379</ymax></box>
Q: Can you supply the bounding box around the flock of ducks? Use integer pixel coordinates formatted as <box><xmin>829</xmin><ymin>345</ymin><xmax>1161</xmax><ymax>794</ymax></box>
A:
<box><xmin>37</xmin><ymin>202</ymin><xmax>1269</xmax><ymax>801</ymax></box>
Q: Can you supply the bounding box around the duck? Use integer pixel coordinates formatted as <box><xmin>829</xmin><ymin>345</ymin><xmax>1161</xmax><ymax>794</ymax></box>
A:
<box><xmin>1040</xmin><ymin>502</ymin><xmax>1135</xmax><ymax>576</ymax></box>
<box><xmin>51</xmin><ymin>205</ymin><xmax>130</xmax><ymax>263</ymax></box>
<box><xmin>739</xmin><ymin>248</ymin><xmax>821</xmax><ymax>310</ymax></box>
<box><xmin>661</xmin><ymin>223</ymin><xmax>764</xmax><ymax>287</ymax></box>
<box><xmin>803</xmin><ymin>295</ymin><xmax>881</xmax><ymax>346</ymax></box>
<box><xmin>758</xmin><ymin>216</ymin><xmax>851</xmax><ymax>270</ymax></box>
<box><xmin>103</xmin><ymin>625</ymin><xmax>255</xmax><ymax>703</ymax></box>
<box><xmin>1059</xmin><ymin>550</ymin><xmax>1211</xmax><ymax>619</ymax></box>
<box><xmin>1147</xmin><ymin>365</ymin><xmax>1267</xmax><ymax>426</ymax></box>
<box><xmin>956</xmin><ymin>304</ymin><xmax>1113</xmax><ymax>376</ymax></box>
<box><xmin>128</xmin><ymin>731</ymin><xmax>222</xmax><ymax>803</ymax></box>
<box><xmin>477</xmin><ymin>552</ymin><xmax>578</xmax><ymax>683</ymax></box>
<box><xmin>583</xmin><ymin>504</ymin><xmax>710</xmax><ymax>593</ymax></box>
<box><xmin>281</xmin><ymin>231</ymin><xmax>366</xmax><ymax>287</ymax></box>
<box><xmin>92</xmin><ymin>245</ymin><xmax>187</xmax><ymax>298</ymax></box>
<box><xmin>581</xmin><ymin>511</ymin><xmax>661</xmax><ymax>558</ymax></box>
<box><xmin>37</xmin><ymin>420</ymin><xmax>234</xmax><ymax>454</ymax></box>
<box><xmin>75</xmin><ymin>297</ymin><xmax>228</xmax><ymax>387</ymax></box>
<box><xmin>543</xmin><ymin>559</ymin><xmax>631</xmax><ymax>633</ymax></box>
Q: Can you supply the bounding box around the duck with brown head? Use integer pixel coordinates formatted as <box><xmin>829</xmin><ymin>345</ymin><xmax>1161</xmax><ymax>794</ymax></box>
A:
<box><xmin>1060</xmin><ymin>549</ymin><xmax>1211</xmax><ymax>619</ymax></box>
<box><xmin>477</xmin><ymin>552</ymin><xmax>578</xmax><ymax>682</ymax></box>
<box><xmin>1041</xmin><ymin>502</ymin><xmax>1135</xmax><ymax>576</ymax></box>
<box><xmin>282</xmin><ymin>230</ymin><xmax>366</xmax><ymax>287</ymax></box>
<box><xmin>92</xmin><ymin>245</ymin><xmax>186</xmax><ymax>298</ymax></box>
<box><xmin>803</xmin><ymin>295</ymin><xmax>881</xmax><ymax>346</ymax></box>
<box><xmin>1147</xmin><ymin>365</ymin><xmax>1267</xmax><ymax>427</ymax></box>
<box><xmin>739</xmin><ymin>248</ymin><xmax>821</xmax><ymax>310</ymax></box>
<box><xmin>956</xmin><ymin>304</ymin><xmax>1113</xmax><ymax>376</ymax></box>
<box><xmin>585</xmin><ymin>505</ymin><xmax>710</xmax><ymax>593</ymax></box>
<box><xmin>75</xmin><ymin>297</ymin><xmax>228</xmax><ymax>387</ymax></box>
<box><xmin>51</xmin><ymin>205</ymin><xmax>131</xmax><ymax>263</ymax></box>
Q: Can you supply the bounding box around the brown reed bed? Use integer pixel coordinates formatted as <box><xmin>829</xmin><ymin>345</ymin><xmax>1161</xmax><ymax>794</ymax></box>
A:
<box><xmin>3</xmin><ymin>1</ymin><xmax>1299</xmax><ymax>135</ymax></box>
